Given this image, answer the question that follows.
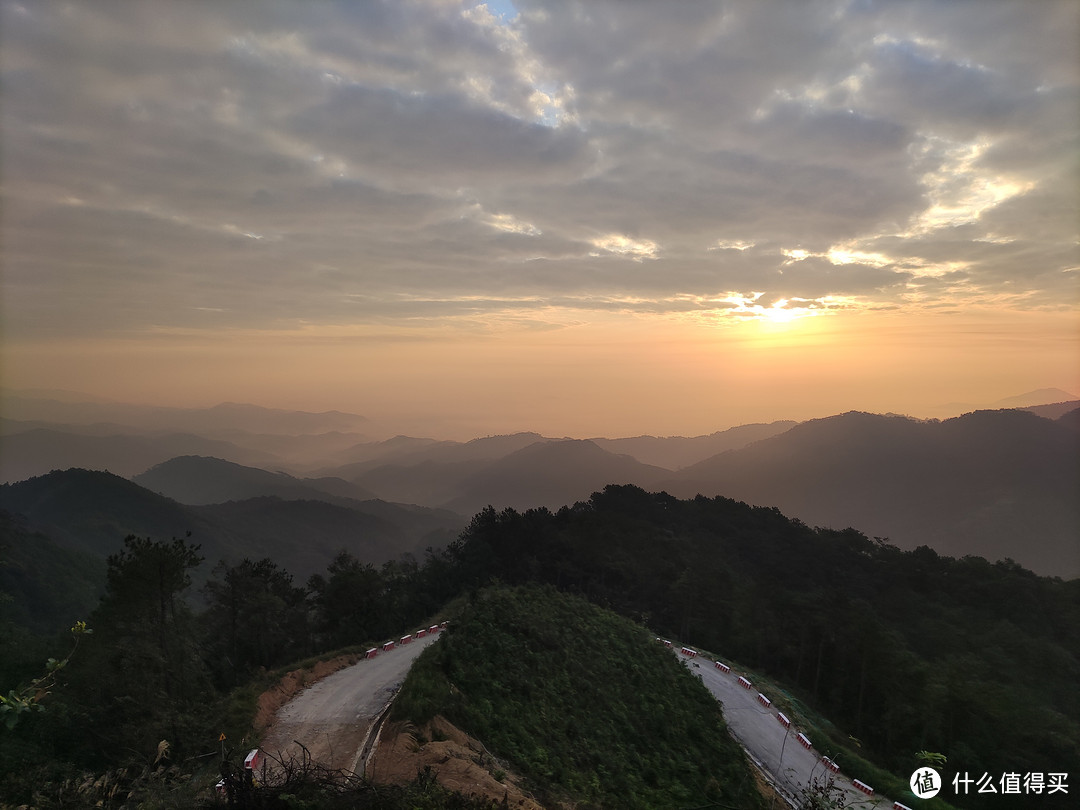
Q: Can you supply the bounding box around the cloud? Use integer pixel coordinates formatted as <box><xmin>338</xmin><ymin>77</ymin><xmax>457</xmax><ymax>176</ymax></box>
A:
<box><xmin>1</xmin><ymin>0</ymin><xmax>1076</xmax><ymax>343</ymax></box>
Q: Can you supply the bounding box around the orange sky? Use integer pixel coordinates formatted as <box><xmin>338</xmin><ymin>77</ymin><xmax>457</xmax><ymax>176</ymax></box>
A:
<box><xmin>5</xmin><ymin>307</ymin><xmax>1076</xmax><ymax>439</ymax></box>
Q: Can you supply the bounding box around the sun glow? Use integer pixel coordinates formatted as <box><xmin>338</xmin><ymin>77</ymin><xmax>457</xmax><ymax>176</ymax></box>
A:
<box><xmin>764</xmin><ymin>302</ymin><xmax>802</xmax><ymax>324</ymax></box>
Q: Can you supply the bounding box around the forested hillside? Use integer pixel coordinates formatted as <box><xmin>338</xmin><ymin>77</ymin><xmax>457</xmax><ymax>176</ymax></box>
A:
<box><xmin>437</xmin><ymin>487</ymin><xmax>1080</xmax><ymax>810</ymax></box>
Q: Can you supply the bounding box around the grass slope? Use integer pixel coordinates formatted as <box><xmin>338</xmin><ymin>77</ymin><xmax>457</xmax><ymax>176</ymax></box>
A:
<box><xmin>394</xmin><ymin>584</ymin><xmax>764</xmax><ymax>810</ymax></box>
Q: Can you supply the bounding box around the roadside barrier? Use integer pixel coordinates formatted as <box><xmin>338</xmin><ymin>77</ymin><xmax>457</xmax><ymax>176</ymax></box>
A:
<box><xmin>776</xmin><ymin>712</ymin><xmax>791</xmax><ymax>728</ymax></box>
<box><xmin>822</xmin><ymin>756</ymin><xmax>840</xmax><ymax>773</ymax></box>
<box><xmin>853</xmin><ymin>779</ymin><xmax>874</xmax><ymax>795</ymax></box>
<box><xmin>797</xmin><ymin>732</ymin><xmax>812</xmax><ymax>749</ymax></box>
<box><xmin>738</xmin><ymin>676</ymin><xmax>752</xmax><ymax>689</ymax></box>
<box><xmin>365</xmin><ymin>648</ymin><xmax>378</xmax><ymax>659</ymax></box>
<box><xmin>714</xmin><ymin>660</ymin><xmax>730</xmax><ymax>673</ymax></box>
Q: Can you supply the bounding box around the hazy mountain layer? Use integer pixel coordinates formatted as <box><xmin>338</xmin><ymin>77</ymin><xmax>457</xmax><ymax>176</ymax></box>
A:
<box><xmin>0</xmin><ymin>469</ymin><xmax>465</xmax><ymax>585</ymax></box>
<box><xmin>667</xmin><ymin>409</ymin><xmax>1080</xmax><ymax>578</ymax></box>
<box><xmin>590</xmin><ymin>420</ymin><xmax>797</xmax><ymax>469</ymax></box>
<box><xmin>0</xmin><ymin>393</ymin><xmax>368</xmax><ymax>435</ymax></box>
<box><xmin>0</xmin><ymin>425</ymin><xmax>279</xmax><ymax>483</ymax></box>
<box><xmin>133</xmin><ymin>455</ymin><xmax>375</xmax><ymax>505</ymax></box>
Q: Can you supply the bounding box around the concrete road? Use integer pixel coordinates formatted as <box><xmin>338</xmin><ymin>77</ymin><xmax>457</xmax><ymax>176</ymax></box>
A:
<box><xmin>258</xmin><ymin>629</ymin><xmax>898</xmax><ymax>808</ymax></box>
<box><xmin>682</xmin><ymin>653</ymin><xmax>896</xmax><ymax>809</ymax></box>
<box><xmin>260</xmin><ymin>633</ymin><xmax>441</xmax><ymax>774</ymax></box>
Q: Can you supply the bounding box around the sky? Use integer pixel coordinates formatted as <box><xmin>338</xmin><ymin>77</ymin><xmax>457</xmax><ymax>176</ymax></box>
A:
<box><xmin>1</xmin><ymin>0</ymin><xmax>1078</xmax><ymax>439</ymax></box>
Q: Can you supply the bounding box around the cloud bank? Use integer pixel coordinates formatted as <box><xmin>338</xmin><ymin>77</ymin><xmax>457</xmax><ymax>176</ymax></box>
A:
<box><xmin>2</xmin><ymin>0</ymin><xmax>1077</xmax><ymax>341</ymax></box>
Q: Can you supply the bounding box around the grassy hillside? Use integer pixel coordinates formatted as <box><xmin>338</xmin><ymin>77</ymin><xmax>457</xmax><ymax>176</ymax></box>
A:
<box><xmin>394</xmin><ymin>584</ymin><xmax>764</xmax><ymax>810</ymax></box>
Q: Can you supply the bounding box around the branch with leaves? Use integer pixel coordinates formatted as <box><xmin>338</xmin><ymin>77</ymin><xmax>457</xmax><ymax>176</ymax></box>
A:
<box><xmin>0</xmin><ymin>620</ymin><xmax>92</xmax><ymax>730</ymax></box>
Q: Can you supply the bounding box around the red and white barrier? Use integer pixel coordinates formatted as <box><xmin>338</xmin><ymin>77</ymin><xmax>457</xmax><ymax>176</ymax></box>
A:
<box><xmin>399</xmin><ymin>635</ymin><xmax>412</xmax><ymax>645</ymax></box>
<box><xmin>440</xmin><ymin>620</ymin><xmax>449</xmax><ymax>628</ymax></box>
<box><xmin>382</xmin><ymin>640</ymin><xmax>395</xmax><ymax>652</ymax></box>
<box><xmin>821</xmin><ymin>756</ymin><xmax>839</xmax><ymax>773</ymax></box>
<box><xmin>757</xmin><ymin>692</ymin><xmax>771</xmax><ymax>707</ymax></box>
<box><xmin>662</xmin><ymin>639</ymin><xmax>672</xmax><ymax>647</ymax></box>
<box><xmin>415</xmin><ymin>628</ymin><xmax>427</xmax><ymax>639</ymax></box>
<box><xmin>244</xmin><ymin>749</ymin><xmax>263</xmax><ymax>770</ymax></box>
<box><xmin>738</xmin><ymin>676</ymin><xmax>752</xmax><ymax>690</ymax></box>
<box><xmin>365</xmin><ymin>648</ymin><xmax>378</xmax><ymax>659</ymax></box>
<box><xmin>853</xmin><ymin>779</ymin><xmax>874</xmax><ymax>796</ymax></box>
<box><xmin>776</xmin><ymin>712</ymin><xmax>791</xmax><ymax>728</ymax></box>
<box><xmin>680</xmin><ymin>646</ymin><xmax>698</xmax><ymax>658</ymax></box>
<box><xmin>429</xmin><ymin>625</ymin><xmax>439</xmax><ymax>634</ymax></box>
<box><xmin>893</xmin><ymin>803</ymin><xmax>913</xmax><ymax>810</ymax></box>
<box><xmin>715</xmin><ymin>661</ymin><xmax>731</xmax><ymax>673</ymax></box>
<box><xmin>797</xmin><ymin>733</ymin><xmax>812</xmax><ymax>749</ymax></box>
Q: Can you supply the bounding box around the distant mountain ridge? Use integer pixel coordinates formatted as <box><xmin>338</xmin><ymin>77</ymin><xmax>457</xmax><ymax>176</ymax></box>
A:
<box><xmin>666</xmin><ymin>409</ymin><xmax>1080</xmax><ymax>578</ymax></box>
<box><xmin>133</xmin><ymin>455</ymin><xmax>375</xmax><ymax>505</ymax></box>
<box><xmin>3</xmin><ymin>389</ymin><xmax>1077</xmax><ymax>577</ymax></box>
<box><xmin>0</xmin><ymin>425</ymin><xmax>280</xmax><ymax>483</ymax></box>
<box><xmin>0</xmin><ymin>468</ymin><xmax>465</xmax><ymax>582</ymax></box>
<box><xmin>442</xmin><ymin>439</ymin><xmax>672</xmax><ymax>515</ymax></box>
<box><xmin>0</xmin><ymin>392</ymin><xmax>368</xmax><ymax>435</ymax></box>
<box><xmin>590</xmin><ymin>421</ymin><xmax>796</xmax><ymax>469</ymax></box>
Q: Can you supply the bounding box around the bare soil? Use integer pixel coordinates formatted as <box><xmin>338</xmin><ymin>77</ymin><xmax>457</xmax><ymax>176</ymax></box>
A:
<box><xmin>367</xmin><ymin>715</ymin><xmax>546</xmax><ymax>810</ymax></box>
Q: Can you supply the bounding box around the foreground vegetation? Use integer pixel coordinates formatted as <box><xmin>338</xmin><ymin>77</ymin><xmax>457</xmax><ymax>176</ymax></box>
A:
<box><xmin>2</xmin><ymin>484</ymin><xmax>1078</xmax><ymax>808</ymax></box>
<box><xmin>394</xmin><ymin>584</ymin><xmax>763</xmax><ymax>809</ymax></box>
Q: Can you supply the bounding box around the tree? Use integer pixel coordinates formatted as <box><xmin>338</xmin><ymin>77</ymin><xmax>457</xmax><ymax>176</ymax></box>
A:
<box><xmin>308</xmin><ymin>551</ymin><xmax>385</xmax><ymax>648</ymax></box>
<box><xmin>202</xmin><ymin>557</ymin><xmax>311</xmax><ymax>687</ymax></box>
<box><xmin>72</xmin><ymin>534</ymin><xmax>211</xmax><ymax>762</ymax></box>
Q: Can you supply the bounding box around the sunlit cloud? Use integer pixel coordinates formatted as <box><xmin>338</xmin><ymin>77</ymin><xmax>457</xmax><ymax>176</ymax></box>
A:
<box><xmin>590</xmin><ymin>234</ymin><xmax>660</xmax><ymax>261</ymax></box>
<box><xmin>709</xmin><ymin>239</ymin><xmax>756</xmax><ymax>252</ymax></box>
<box><xmin>907</xmin><ymin>135</ymin><xmax>1035</xmax><ymax>235</ymax></box>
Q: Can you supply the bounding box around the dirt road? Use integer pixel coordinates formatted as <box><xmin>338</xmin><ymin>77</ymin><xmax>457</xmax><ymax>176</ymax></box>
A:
<box><xmin>260</xmin><ymin>634</ymin><xmax>440</xmax><ymax>774</ymax></box>
<box><xmin>684</xmin><ymin>655</ymin><xmax>894</xmax><ymax>809</ymax></box>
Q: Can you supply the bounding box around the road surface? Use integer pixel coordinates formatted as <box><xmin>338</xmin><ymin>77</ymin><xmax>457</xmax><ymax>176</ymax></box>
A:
<box><xmin>683</xmin><ymin>654</ymin><xmax>895</xmax><ymax>809</ymax></box>
<box><xmin>259</xmin><ymin>630</ymin><xmax>897</xmax><ymax>808</ymax></box>
<box><xmin>260</xmin><ymin>634</ymin><xmax>441</xmax><ymax>774</ymax></box>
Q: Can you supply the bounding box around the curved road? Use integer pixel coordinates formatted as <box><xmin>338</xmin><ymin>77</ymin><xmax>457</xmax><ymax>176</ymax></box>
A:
<box><xmin>683</xmin><ymin>654</ymin><xmax>895</xmax><ymax>809</ymax></box>
<box><xmin>260</xmin><ymin>634</ymin><xmax>440</xmax><ymax>774</ymax></box>
<box><xmin>259</xmin><ymin>632</ymin><xmax>896</xmax><ymax>808</ymax></box>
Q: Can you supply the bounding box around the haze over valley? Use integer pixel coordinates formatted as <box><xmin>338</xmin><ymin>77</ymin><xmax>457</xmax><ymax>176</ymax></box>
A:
<box><xmin>2</xmin><ymin>387</ymin><xmax>1077</xmax><ymax>580</ymax></box>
